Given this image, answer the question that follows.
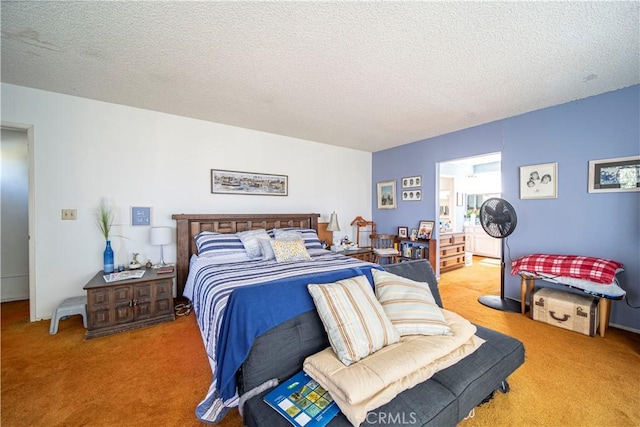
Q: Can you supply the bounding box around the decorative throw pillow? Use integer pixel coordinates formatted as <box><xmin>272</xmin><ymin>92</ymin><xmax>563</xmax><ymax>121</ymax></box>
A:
<box><xmin>194</xmin><ymin>232</ymin><xmax>246</xmax><ymax>257</ymax></box>
<box><xmin>258</xmin><ymin>238</ymin><xmax>276</xmax><ymax>261</ymax></box>
<box><xmin>373</xmin><ymin>269</ymin><xmax>451</xmax><ymax>336</ymax></box>
<box><xmin>308</xmin><ymin>275</ymin><xmax>400</xmax><ymax>366</ymax></box>
<box><xmin>270</xmin><ymin>239</ymin><xmax>312</xmax><ymax>262</ymax></box>
<box><xmin>273</xmin><ymin>228</ymin><xmax>323</xmax><ymax>250</ymax></box>
<box><xmin>237</xmin><ymin>229</ymin><xmax>271</xmax><ymax>259</ymax></box>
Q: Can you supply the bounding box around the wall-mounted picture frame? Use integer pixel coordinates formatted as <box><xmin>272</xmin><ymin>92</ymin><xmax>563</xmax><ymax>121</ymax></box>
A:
<box><xmin>401</xmin><ymin>189</ymin><xmax>422</xmax><ymax>201</ymax></box>
<box><xmin>131</xmin><ymin>206</ymin><xmax>151</xmax><ymax>226</ymax></box>
<box><xmin>417</xmin><ymin>220</ymin><xmax>435</xmax><ymax>240</ymax></box>
<box><xmin>520</xmin><ymin>162</ymin><xmax>558</xmax><ymax>199</ymax></box>
<box><xmin>401</xmin><ymin>175</ymin><xmax>421</xmax><ymax>188</ymax></box>
<box><xmin>397</xmin><ymin>226</ymin><xmax>408</xmax><ymax>239</ymax></box>
<box><xmin>211</xmin><ymin>169</ymin><xmax>288</xmax><ymax>196</ymax></box>
<box><xmin>377</xmin><ymin>180</ymin><xmax>397</xmax><ymax>209</ymax></box>
<box><xmin>588</xmin><ymin>155</ymin><xmax>640</xmax><ymax>193</ymax></box>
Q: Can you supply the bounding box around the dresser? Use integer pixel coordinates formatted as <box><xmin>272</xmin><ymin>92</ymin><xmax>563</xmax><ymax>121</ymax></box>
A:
<box><xmin>438</xmin><ymin>232</ymin><xmax>467</xmax><ymax>273</ymax></box>
<box><xmin>83</xmin><ymin>269</ymin><xmax>175</xmax><ymax>339</ymax></box>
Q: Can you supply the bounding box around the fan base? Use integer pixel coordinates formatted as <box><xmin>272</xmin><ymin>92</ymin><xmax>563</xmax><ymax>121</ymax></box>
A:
<box><xmin>478</xmin><ymin>295</ymin><xmax>521</xmax><ymax>313</ymax></box>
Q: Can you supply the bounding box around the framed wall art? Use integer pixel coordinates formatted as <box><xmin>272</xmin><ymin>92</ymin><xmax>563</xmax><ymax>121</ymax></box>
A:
<box><xmin>520</xmin><ymin>162</ymin><xmax>557</xmax><ymax>199</ymax></box>
<box><xmin>401</xmin><ymin>175</ymin><xmax>421</xmax><ymax>188</ymax></box>
<box><xmin>401</xmin><ymin>189</ymin><xmax>422</xmax><ymax>201</ymax></box>
<box><xmin>131</xmin><ymin>206</ymin><xmax>151</xmax><ymax>226</ymax></box>
<box><xmin>377</xmin><ymin>180</ymin><xmax>397</xmax><ymax>209</ymax></box>
<box><xmin>588</xmin><ymin>155</ymin><xmax>640</xmax><ymax>193</ymax></box>
<box><xmin>211</xmin><ymin>169</ymin><xmax>288</xmax><ymax>196</ymax></box>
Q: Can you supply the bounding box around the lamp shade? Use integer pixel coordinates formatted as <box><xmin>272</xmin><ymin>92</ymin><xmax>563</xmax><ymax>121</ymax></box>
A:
<box><xmin>326</xmin><ymin>212</ymin><xmax>340</xmax><ymax>232</ymax></box>
<box><xmin>150</xmin><ymin>227</ymin><xmax>172</xmax><ymax>245</ymax></box>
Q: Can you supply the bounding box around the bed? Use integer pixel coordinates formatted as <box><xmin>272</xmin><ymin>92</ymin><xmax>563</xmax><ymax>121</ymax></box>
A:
<box><xmin>171</xmin><ymin>213</ymin><xmax>383</xmax><ymax>423</ymax></box>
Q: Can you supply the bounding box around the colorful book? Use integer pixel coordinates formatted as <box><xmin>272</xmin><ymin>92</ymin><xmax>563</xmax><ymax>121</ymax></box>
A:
<box><xmin>263</xmin><ymin>371</ymin><xmax>340</xmax><ymax>427</ymax></box>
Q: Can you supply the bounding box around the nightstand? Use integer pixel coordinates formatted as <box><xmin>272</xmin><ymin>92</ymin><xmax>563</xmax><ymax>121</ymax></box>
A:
<box><xmin>337</xmin><ymin>248</ymin><xmax>373</xmax><ymax>262</ymax></box>
<box><xmin>83</xmin><ymin>269</ymin><xmax>175</xmax><ymax>339</ymax></box>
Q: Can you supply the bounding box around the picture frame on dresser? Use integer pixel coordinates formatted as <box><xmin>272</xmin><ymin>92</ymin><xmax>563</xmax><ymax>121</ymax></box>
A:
<box><xmin>588</xmin><ymin>155</ymin><xmax>640</xmax><ymax>193</ymax></box>
<box><xmin>377</xmin><ymin>180</ymin><xmax>397</xmax><ymax>209</ymax></box>
<box><xmin>418</xmin><ymin>220</ymin><xmax>435</xmax><ymax>240</ymax></box>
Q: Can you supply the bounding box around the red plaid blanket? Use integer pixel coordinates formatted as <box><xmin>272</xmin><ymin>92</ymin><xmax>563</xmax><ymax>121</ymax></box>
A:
<box><xmin>510</xmin><ymin>253</ymin><xmax>623</xmax><ymax>284</ymax></box>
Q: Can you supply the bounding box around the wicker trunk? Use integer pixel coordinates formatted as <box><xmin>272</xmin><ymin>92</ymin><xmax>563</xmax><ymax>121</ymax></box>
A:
<box><xmin>532</xmin><ymin>288</ymin><xmax>599</xmax><ymax>336</ymax></box>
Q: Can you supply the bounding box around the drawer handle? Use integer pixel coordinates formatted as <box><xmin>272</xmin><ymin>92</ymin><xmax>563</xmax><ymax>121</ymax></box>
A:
<box><xmin>549</xmin><ymin>311</ymin><xmax>569</xmax><ymax>322</ymax></box>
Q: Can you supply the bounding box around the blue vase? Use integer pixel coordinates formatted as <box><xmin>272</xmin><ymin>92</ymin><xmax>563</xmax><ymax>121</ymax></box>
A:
<box><xmin>103</xmin><ymin>240</ymin><xmax>114</xmax><ymax>274</ymax></box>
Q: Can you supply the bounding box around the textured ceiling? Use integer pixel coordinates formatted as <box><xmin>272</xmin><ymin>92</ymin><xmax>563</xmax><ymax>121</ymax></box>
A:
<box><xmin>2</xmin><ymin>1</ymin><xmax>638</xmax><ymax>152</ymax></box>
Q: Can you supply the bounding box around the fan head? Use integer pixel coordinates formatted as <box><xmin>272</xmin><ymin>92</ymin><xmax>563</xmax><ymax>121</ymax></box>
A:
<box><xmin>479</xmin><ymin>198</ymin><xmax>517</xmax><ymax>238</ymax></box>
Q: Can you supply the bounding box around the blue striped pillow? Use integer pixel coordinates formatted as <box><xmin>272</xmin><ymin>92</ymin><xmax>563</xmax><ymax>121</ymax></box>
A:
<box><xmin>194</xmin><ymin>232</ymin><xmax>247</xmax><ymax>257</ymax></box>
<box><xmin>273</xmin><ymin>228</ymin><xmax>323</xmax><ymax>250</ymax></box>
<box><xmin>373</xmin><ymin>270</ymin><xmax>451</xmax><ymax>336</ymax></box>
<box><xmin>308</xmin><ymin>275</ymin><xmax>400</xmax><ymax>366</ymax></box>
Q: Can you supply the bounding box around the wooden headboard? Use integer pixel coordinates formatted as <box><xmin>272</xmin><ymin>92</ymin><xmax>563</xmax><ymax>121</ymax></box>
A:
<box><xmin>171</xmin><ymin>213</ymin><xmax>321</xmax><ymax>299</ymax></box>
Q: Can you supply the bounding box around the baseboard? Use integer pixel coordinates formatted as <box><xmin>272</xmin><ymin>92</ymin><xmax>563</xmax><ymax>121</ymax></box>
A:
<box><xmin>610</xmin><ymin>322</ymin><xmax>640</xmax><ymax>334</ymax></box>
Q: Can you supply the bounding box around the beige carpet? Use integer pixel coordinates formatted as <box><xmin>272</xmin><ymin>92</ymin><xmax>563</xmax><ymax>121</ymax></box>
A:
<box><xmin>2</xmin><ymin>261</ymin><xmax>638</xmax><ymax>426</ymax></box>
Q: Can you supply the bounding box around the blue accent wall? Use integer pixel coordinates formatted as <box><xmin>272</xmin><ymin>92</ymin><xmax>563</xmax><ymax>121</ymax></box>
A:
<box><xmin>372</xmin><ymin>86</ymin><xmax>640</xmax><ymax>331</ymax></box>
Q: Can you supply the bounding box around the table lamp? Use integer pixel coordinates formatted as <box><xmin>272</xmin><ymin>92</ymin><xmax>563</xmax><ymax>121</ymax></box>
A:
<box><xmin>326</xmin><ymin>212</ymin><xmax>340</xmax><ymax>249</ymax></box>
<box><xmin>150</xmin><ymin>226</ymin><xmax>172</xmax><ymax>267</ymax></box>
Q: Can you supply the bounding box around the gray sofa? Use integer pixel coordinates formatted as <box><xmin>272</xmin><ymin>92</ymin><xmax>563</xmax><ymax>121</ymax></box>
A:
<box><xmin>239</xmin><ymin>260</ymin><xmax>525</xmax><ymax>426</ymax></box>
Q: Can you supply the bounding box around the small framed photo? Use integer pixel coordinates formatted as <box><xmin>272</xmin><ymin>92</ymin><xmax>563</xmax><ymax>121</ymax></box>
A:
<box><xmin>131</xmin><ymin>207</ymin><xmax>151</xmax><ymax>226</ymax></box>
<box><xmin>377</xmin><ymin>180</ymin><xmax>397</xmax><ymax>209</ymax></box>
<box><xmin>410</xmin><ymin>228</ymin><xmax>419</xmax><ymax>240</ymax></box>
<box><xmin>397</xmin><ymin>226</ymin><xmax>409</xmax><ymax>239</ymax></box>
<box><xmin>588</xmin><ymin>155</ymin><xmax>640</xmax><ymax>193</ymax></box>
<box><xmin>520</xmin><ymin>162</ymin><xmax>558</xmax><ymax>199</ymax></box>
<box><xmin>401</xmin><ymin>175</ymin><xmax>421</xmax><ymax>189</ymax></box>
<box><xmin>401</xmin><ymin>189</ymin><xmax>422</xmax><ymax>201</ymax></box>
<box><xmin>417</xmin><ymin>220</ymin><xmax>435</xmax><ymax>240</ymax></box>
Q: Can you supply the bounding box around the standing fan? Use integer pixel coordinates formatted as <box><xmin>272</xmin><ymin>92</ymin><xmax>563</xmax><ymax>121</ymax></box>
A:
<box><xmin>477</xmin><ymin>198</ymin><xmax>521</xmax><ymax>312</ymax></box>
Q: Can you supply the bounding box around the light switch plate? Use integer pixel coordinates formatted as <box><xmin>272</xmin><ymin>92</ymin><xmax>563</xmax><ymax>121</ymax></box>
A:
<box><xmin>61</xmin><ymin>209</ymin><xmax>77</xmax><ymax>220</ymax></box>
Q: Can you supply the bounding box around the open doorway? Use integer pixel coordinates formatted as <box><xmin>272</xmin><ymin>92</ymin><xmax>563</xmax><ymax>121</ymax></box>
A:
<box><xmin>438</xmin><ymin>152</ymin><xmax>501</xmax><ymax>276</ymax></box>
<box><xmin>1</xmin><ymin>127</ymin><xmax>30</xmax><ymax>303</ymax></box>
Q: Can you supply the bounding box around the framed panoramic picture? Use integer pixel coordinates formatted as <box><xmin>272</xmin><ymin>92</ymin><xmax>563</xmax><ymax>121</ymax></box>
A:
<box><xmin>401</xmin><ymin>175</ymin><xmax>421</xmax><ymax>188</ymax></box>
<box><xmin>520</xmin><ymin>162</ymin><xmax>558</xmax><ymax>199</ymax></box>
<box><xmin>397</xmin><ymin>226</ymin><xmax>408</xmax><ymax>239</ymax></box>
<box><xmin>131</xmin><ymin>206</ymin><xmax>151</xmax><ymax>226</ymax></box>
<box><xmin>211</xmin><ymin>169</ymin><xmax>288</xmax><ymax>196</ymax></box>
<box><xmin>402</xmin><ymin>189</ymin><xmax>422</xmax><ymax>201</ymax></box>
<box><xmin>377</xmin><ymin>180</ymin><xmax>396</xmax><ymax>209</ymax></box>
<box><xmin>588</xmin><ymin>155</ymin><xmax>640</xmax><ymax>193</ymax></box>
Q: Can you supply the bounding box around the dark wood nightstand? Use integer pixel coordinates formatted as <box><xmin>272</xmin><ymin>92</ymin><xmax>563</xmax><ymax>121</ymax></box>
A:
<box><xmin>83</xmin><ymin>269</ymin><xmax>175</xmax><ymax>339</ymax></box>
<box><xmin>336</xmin><ymin>248</ymin><xmax>373</xmax><ymax>262</ymax></box>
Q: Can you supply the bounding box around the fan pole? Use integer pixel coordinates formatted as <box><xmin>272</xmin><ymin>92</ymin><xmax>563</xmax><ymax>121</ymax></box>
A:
<box><xmin>478</xmin><ymin>239</ymin><xmax>521</xmax><ymax>312</ymax></box>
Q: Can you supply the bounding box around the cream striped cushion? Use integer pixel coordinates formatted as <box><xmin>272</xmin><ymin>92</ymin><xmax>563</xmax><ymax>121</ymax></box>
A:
<box><xmin>373</xmin><ymin>269</ymin><xmax>451</xmax><ymax>336</ymax></box>
<box><xmin>308</xmin><ymin>275</ymin><xmax>400</xmax><ymax>366</ymax></box>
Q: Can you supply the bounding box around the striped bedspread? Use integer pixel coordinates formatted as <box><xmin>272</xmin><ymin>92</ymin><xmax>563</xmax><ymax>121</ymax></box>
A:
<box><xmin>183</xmin><ymin>249</ymin><xmax>381</xmax><ymax>423</ymax></box>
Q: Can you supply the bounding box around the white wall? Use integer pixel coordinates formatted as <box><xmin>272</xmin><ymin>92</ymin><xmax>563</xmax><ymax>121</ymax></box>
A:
<box><xmin>1</xmin><ymin>83</ymin><xmax>372</xmax><ymax>321</ymax></box>
<box><xmin>1</xmin><ymin>128</ymin><xmax>30</xmax><ymax>301</ymax></box>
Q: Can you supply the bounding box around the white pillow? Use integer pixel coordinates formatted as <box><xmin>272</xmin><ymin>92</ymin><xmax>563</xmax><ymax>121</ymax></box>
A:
<box><xmin>237</xmin><ymin>229</ymin><xmax>271</xmax><ymax>259</ymax></box>
<box><xmin>308</xmin><ymin>275</ymin><xmax>400</xmax><ymax>366</ymax></box>
<box><xmin>373</xmin><ymin>269</ymin><xmax>451</xmax><ymax>336</ymax></box>
<box><xmin>258</xmin><ymin>238</ymin><xmax>276</xmax><ymax>261</ymax></box>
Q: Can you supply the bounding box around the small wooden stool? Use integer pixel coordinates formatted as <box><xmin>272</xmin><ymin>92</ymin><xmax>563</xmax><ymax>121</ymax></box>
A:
<box><xmin>49</xmin><ymin>296</ymin><xmax>88</xmax><ymax>334</ymax></box>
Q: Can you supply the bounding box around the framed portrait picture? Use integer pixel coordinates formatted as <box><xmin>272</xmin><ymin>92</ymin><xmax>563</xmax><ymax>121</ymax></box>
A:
<box><xmin>520</xmin><ymin>162</ymin><xmax>558</xmax><ymax>199</ymax></box>
<box><xmin>401</xmin><ymin>175</ymin><xmax>421</xmax><ymax>189</ymax></box>
<box><xmin>211</xmin><ymin>169</ymin><xmax>288</xmax><ymax>196</ymax></box>
<box><xmin>397</xmin><ymin>226</ymin><xmax>408</xmax><ymax>239</ymax></box>
<box><xmin>401</xmin><ymin>189</ymin><xmax>422</xmax><ymax>201</ymax></box>
<box><xmin>588</xmin><ymin>155</ymin><xmax>640</xmax><ymax>193</ymax></box>
<box><xmin>417</xmin><ymin>220</ymin><xmax>435</xmax><ymax>240</ymax></box>
<box><xmin>377</xmin><ymin>180</ymin><xmax>397</xmax><ymax>209</ymax></box>
<box><xmin>131</xmin><ymin>206</ymin><xmax>151</xmax><ymax>226</ymax></box>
